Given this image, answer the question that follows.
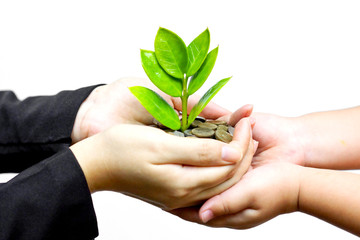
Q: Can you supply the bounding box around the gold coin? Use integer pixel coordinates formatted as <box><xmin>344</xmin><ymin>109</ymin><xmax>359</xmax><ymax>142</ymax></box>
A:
<box><xmin>192</xmin><ymin>128</ymin><xmax>215</xmax><ymax>138</ymax></box>
<box><xmin>215</xmin><ymin>129</ymin><xmax>232</xmax><ymax>143</ymax></box>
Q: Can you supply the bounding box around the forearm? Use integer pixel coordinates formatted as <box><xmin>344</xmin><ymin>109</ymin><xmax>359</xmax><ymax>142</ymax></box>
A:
<box><xmin>299</xmin><ymin>166</ymin><xmax>360</xmax><ymax>236</ymax></box>
<box><xmin>0</xmin><ymin>149</ymin><xmax>98</xmax><ymax>239</ymax></box>
<box><xmin>299</xmin><ymin>106</ymin><xmax>360</xmax><ymax>169</ymax></box>
<box><xmin>0</xmin><ymin>86</ymin><xmax>100</xmax><ymax>172</ymax></box>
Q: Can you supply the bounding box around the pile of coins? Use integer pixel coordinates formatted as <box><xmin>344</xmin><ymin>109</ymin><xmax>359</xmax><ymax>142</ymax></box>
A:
<box><xmin>153</xmin><ymin>117</ymin><xmax>235</xmax><ymax>143</ymax></box>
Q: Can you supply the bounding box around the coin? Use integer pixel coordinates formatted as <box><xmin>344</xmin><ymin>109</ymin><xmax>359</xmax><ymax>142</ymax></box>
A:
<box><xmin>184</xmin><ymin>129</ymin><xmax>193</xmax><ymax>137</ymax></box>
<box><xmin>192</xmin><ymin>128</ymin><xmax>215</xmax><ymax>138</ymax></box>
<box><xmin>153</xmin><ymin>118</ymin><xmax>167</xmax><ymax>129</ymax></box>
<box><xmin>215</xmin><ymin>129</ymin><xmax>232</xmax><ymax>143</ymax></box>
<box><xmin>206</xmin><ymin>120</ymin><xmax>227</xmax><ymax>125</ymax></box>
<box><xmin>228</xmin><ymin>126</ymin><xmax>235</xmax><ymax>136</ymax></box>
<box><xmin>195</xmin><ymin>116</ymin><xmax>206</xmax><ymax>122</ymax></box>
<box><xmin>198</xmin><ymin>122</ymin><xmax>217</xmax><ymax>130</ymax></box>
<box><xmin>217</xmin><ymin>125</ymin><xmax>228</xmax><ymax>132</ymax></box>
<box><xmin>166</xmin><ymin>130</ymin><xmax>185</xmax><ymax>137</ymax></box>
<box><xmin>173</xmin><ymin>131</ymin><xmax>185</xmax><ymax>137</ymax></box>
<box><xmin>186</xmin><ymin>136</ymin><xmax>198</xmax><ymax>138</ymax></box>
<box><xmin>191</xmin><ymin>120</ymin><xmax>202</xmax><ymax>128</ymax></box>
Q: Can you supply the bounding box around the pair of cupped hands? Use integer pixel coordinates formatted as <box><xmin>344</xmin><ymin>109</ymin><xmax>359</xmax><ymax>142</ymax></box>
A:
<box><xmin>70</xmin><ymin>78</ymin><xmax>305</xmax><ymax>230</ymax></box>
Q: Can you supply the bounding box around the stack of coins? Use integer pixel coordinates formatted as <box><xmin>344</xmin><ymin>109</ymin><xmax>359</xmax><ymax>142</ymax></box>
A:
<box><xmin>153</xmin><ymin>117</ymin><xmax>235</xmax><ymax>143</ymax></box>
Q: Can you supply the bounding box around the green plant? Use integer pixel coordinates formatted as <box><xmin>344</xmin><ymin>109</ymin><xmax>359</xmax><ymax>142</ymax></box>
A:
<box><xmin>129</xmin><ymin>27</ymin><xmax>231</xmax><ymax>132</ymax></box>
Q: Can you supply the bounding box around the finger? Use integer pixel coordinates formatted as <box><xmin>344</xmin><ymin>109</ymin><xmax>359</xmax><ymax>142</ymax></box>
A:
<box><xmin>223</xmin><ymin>118</ymin><xmax>252</xmax><ymax>162</ymax></box>
<box><xmin>228</xmin><ymin>104</ymin><xmax>254</xmax><ymax>126</ymax></box>
<box><xmin>195</xmin><ymin>127</ymin><xmax>255</xmax><ymax>202</ymax></box>
<box><xmin>169</xmin><ymin>207</ymin><xmax>203</xmax><ymax>224</ymax></box>
<box><xmin>253</xmin><ymin>140</ymin><xmax>259</xmax><ymax>154</ymax></box>
<box><xmin>171</xmin><ymin>95</ymin><xmax>231</xmax><ymax>119</ymax></box>
<box><xmin>199</xmin><ymin>179</ymin><xmax>253</xmax><ymax>223</ymax></box>
<box><xmin>170</xmin><ymin>206</ymin><xmax>262</xmax><ymax>230</ymax></box>
<box><xmin>199</xmin><ymin>129</ymin><xmax>255</xmax><ymax>224</ymax></box>
<box><xmin>205</xmin><ymin>209</ymin><xmax>262</xmax><ymax>229</ymax></box>
<box><xmin>179</xmin><ymin>164</ymin><xmax>238</xmax><ymax>202</ymax></box>
<box><xmin>197</xmin><ymin>101</ymin><xmax>231</xmax><ymax>120</ymax></box>
<box><xmin>161</xmin><ymin>136</ymin><xmax>242</xmax><ymax>166</ymax></box>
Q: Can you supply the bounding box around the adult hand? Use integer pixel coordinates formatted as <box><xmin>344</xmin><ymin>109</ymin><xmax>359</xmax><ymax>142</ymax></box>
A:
<box><xmin>70</xmin><ymin>118</ymin><xmax>255</xmax><ymax>210</ymax></box>
<box><xmin>71</xmin><ymin>78</ymin><xmax>232</xmax><ymax>143</ymax></box>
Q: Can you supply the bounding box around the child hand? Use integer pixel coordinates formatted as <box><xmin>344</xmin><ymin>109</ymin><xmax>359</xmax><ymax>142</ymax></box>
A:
<box><xmin>171</xmin><ymin>162</ymin><xmax>301</xmax><ymax>228</ymax></box>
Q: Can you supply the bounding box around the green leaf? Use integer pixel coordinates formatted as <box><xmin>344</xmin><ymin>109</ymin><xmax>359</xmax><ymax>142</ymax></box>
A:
<box><xmin>141</xmin><ymin>50</ymin><xmax>182</xmax><ymax>97</ymax></box>
<box><xmin>187</xmin><ymin>28</ymin><xmax>210</xmax><ymax>76</ymax></box>
<box><xmin>129</xmin><ymin>86</ymin><xmax>181</xmax><ymax>130</ymax></box>
<box><xmin>188</xmin><ymin>46</ymin><xmax>218</xmax><ymax>95</ymax></box>
<box><xmin>154</xmin><ymin>27</ymin><xmax>188</xmax><ymax>79</ymax></box>
<box><xmin>187</xmin><ymin>77</ymin><xmax>231</xmax><ymax>126</ymax></box>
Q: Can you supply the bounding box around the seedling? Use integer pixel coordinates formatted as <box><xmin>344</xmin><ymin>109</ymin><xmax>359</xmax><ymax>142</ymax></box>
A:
<box><xmin>130</xmin><ymin>27</ymin><xmax>231</xmax><ymax>132</ymax></box>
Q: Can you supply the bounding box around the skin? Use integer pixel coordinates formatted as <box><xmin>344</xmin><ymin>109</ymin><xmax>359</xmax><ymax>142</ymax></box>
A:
<box><xmin>69</xmin><ymin>77</ymin><xmax>256</xmax><ymax>210</ymax></box>
<box><xmin>172</xmin><ymin>106</ymin><xmax>360</xmax><ymax>236</ymax></box>
<box><xmin>71</xmin><ymin>77</ymin><xmax>241</xmax><ymax>143</ymax></box>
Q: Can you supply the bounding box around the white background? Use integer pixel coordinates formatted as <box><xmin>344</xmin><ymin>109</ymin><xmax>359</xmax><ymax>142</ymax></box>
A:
<box><xmin>1</xmin><ymin>1</ymin><xmax>359</xmax><ymax>239</ymax></box>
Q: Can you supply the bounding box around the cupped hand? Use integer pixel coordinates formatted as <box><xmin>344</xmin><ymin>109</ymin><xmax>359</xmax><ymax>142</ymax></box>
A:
<box><xmin>70</xmin><ymin>118</ymin><xmax>255</xmax><ymax>211</ymax></box>
<box><xmin>171</xmin><ymin>162</ymin><xmax>301</xmax><ymax>228</ymax></box>
<box><xmin>225</xmin><ymin>109</ymin><xmax>307</xmax><ymax>166</ymax></box>
<box><xmin>71</xmin><ymin>78</ymin><xmax>231</xmax><ymax>143</ymax></box>
<box><xmin>170</xmin><ymin>108</ymin><xmax>307</xmax><ymax>228</ymax></box>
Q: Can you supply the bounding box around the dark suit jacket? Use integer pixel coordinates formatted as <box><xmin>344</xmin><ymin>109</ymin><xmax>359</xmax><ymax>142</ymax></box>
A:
<box><xmin>0</xmin><ymin>86</ymin><xmax>99</xmax><ymax>239</ymax></box>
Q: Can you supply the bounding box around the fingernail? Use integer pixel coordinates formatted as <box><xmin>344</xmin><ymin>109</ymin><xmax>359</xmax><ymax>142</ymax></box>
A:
<box><xmin>201</xmin><ymin>210</ymin><xmax>214</xmax><ymax>223</ymax></box>
<box><xmin>222</xmin><ymin>146</ymin><xmax>241</xmax><ymax>163</ymax></box>
<box><xmin>249</xmin><ymin>117</ymin><xmax>256</xmax><ymax>128</ymax></box>
<box><xmin>253</xmin><ymin>140</ymin><xmax>259</xmax><ymax>153</ymax></box>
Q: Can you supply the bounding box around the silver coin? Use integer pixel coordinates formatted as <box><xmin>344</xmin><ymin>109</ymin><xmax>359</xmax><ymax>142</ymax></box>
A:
<box><xmin>184</xmin><ymin>129</ymin><xmax>194</xmax><ymax>137</ymax></box>
<box><xmin>166</xmin><ymin>130</ymin><xmax>185</xmax><ymax>137</ymax></box>
<box><xmin>228</xmin><ymin>126</ymin><xmax>235</xmax><ymax>136</ymax></box>
<box><xmin>195</xmin><ymin>116</ymin><xmax>206</xmax><ymax>122</ymax></box>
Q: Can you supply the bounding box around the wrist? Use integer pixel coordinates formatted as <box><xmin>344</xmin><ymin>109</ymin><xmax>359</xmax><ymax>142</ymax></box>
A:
<box><xmin>71</xmin><ymin>86</ymin><xmax>103</xmax><ymax>144</ymax></box>
<box><xmin>292</xmin><ymin>115</ymin><xmax>313</xmax><ymax>167</ymax></box>
<box><xmin>280</xmin><ymin>163</ymin><xmax>303</xmax><ymax>214</ymax></box>
<box><xmin>69</xmin><ymin>134</ymin><xmax>109</xmax><ymax>193</ymax></box>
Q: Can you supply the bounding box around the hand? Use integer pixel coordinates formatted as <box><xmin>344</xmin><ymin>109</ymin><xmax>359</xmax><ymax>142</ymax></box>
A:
<box><xmin>228</xmin><ymin>109</ymin><xmax>306</xmax><ymax>166</ymax></box>
<box><xmin>70</xmin><ymin>118</ymin><xmax>255</xmax><ymax>210</ymax></box>
<box><xmin>71</xmin><ymin>78</ymin><xmax>231</xmax><ymax>143</ymax></box>
<box><xmin>170</xmin><ymin>108</ymin><xmax>305</xmax><ymax>227</ymax></box>
<box><xmin>171</xmin><ymin>162</ymin><xmax>301</xmax><ymax>228</ymax></box>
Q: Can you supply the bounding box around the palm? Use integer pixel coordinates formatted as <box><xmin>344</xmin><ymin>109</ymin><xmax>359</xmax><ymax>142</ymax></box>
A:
<box><xmin>81</xmin><ymin>77</ymin><xmax>230</xmax><ymax>139</ymax></box>
<box><xmin>251</xmin><ymin>113</ymin><xmax>305</xmax><ymax>167</ymax></box>
<box><xmin>81</xmin><ymin>78</ymin><xmax>172</xmax><ymax>137</ymax></box>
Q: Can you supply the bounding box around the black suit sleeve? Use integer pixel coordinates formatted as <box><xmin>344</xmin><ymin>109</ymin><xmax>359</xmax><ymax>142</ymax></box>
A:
<box><xmin>0</xmin><ymin>86</ymin><xmax>99</xmax><ymax>173</ymax></box>
<box><xmin>0</xmin><ymin>149</ymin><xmax>98</xmax><ymax>240</ymax></box>
<box><xmin>0</xmin><ymin>86</ymin><xmax>102</xmax><ymax>239</ymax></box>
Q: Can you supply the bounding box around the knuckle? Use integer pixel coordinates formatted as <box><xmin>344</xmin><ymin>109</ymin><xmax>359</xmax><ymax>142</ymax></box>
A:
<box><xmin>215</xmin><ymin>195</ymin><xmax>231</xmax><ymax>215</ymax></box>
<box><xmin>197</xmin><ymin>141</ymin><xmax>216</xmax><ymax>165</ymax></box>
<box><xmin>167</xmin><ymin>178</ymin><xmax>191</xmax><ymax>199</ymax></box>
<box><xmin>171</xmin><ymin>186</ymin><xmax>191</xmax><ymax>199</ymax></box>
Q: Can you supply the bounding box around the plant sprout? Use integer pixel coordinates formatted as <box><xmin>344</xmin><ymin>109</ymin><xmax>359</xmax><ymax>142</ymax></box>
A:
<box><xmin>129</xmin><ymin>27</ymin><xmax>231</xmax><ymax>132</ymax></box>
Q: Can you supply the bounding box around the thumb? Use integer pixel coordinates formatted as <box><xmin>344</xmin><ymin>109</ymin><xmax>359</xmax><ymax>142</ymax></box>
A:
<box><xmin>222</xmin><ymin>117</ymin><xmax>252</xmax><ymax>163</ymax></box>
<box><xmin>228</xmin><ymin>104</ymin><xmax>253</xmax><ymax>126</ymax></box>
<box><xmin>161</xmin><ymin>135</ymin><xmax>241</xmax><ymax>166</ymax></box>
<box><xmin>199</xmin><ymin>180</ymin><xmax>251</xmax><ymax>223</ymax></box>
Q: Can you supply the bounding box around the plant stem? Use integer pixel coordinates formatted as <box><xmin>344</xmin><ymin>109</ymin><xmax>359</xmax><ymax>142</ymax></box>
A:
<box><xmin>181</xmin><ymin>75</ymin><xmax>188</xmax><ymax>132</ymax></box>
